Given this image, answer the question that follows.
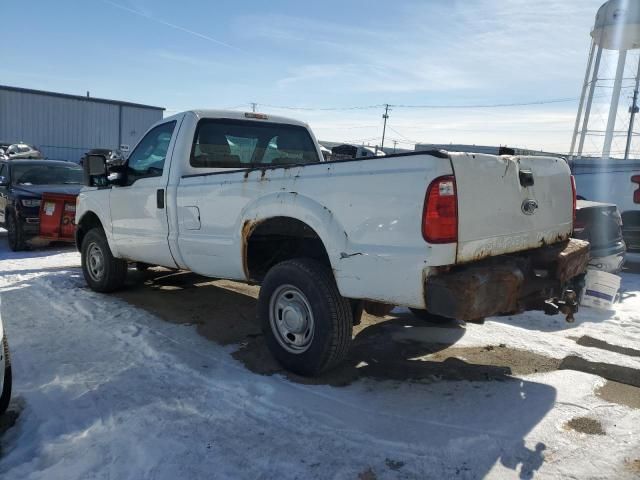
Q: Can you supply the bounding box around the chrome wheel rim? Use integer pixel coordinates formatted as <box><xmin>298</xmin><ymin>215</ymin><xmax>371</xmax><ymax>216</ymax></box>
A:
<box><xmin>87</xmin><ymin>242</ymin><xmax>105</xmax><ymax>282</ymax></box>
<box><xmin>269</xmin><ymin>285</ymin><xmax>315</xmax><ymax>354</ymax></box>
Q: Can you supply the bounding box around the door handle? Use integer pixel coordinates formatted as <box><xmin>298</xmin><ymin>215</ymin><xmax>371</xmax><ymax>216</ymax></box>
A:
<box><xmin>157</xmin><ymin>189</ymin><xmax>165</xmax><ymax>209</ymax></box>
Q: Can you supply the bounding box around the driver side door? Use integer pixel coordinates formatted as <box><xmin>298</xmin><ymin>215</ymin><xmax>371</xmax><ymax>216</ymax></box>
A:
<box><xmin>110</xmin><ymin>120</ymin><xmax>178</xmax><ymax>267</ymax></box>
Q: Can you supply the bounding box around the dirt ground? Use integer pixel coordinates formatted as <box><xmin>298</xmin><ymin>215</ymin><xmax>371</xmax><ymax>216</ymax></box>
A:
<box><xmin>564</xmin><ymin>416</ymin><xmax>606</xmax><ymax>435</ymax></box>
<box><xmin>116</xmin><ymin>268</ymin><xmax>640</xmax><ymax>402</ymax></box>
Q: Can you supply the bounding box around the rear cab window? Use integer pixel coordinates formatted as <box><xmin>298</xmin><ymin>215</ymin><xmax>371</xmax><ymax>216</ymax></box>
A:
<box><xmin>190</xmin><ymin>119</ymin><xmax>320</xmax><ymax>169</ymax></box>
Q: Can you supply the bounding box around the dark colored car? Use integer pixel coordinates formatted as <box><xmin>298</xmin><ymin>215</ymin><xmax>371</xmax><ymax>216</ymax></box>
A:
<box><xmin>574</xmin><ymin>199</ymin><xmax>626</xmax><ymax>273</ymax></box>
<box><xmin>0</xmin><ymin>159</ymin><xmax>83</xmax><ymax>251</ymax></box>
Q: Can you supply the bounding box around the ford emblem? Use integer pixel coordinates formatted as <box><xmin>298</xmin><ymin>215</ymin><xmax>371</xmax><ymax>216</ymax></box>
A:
<box><xmin>521</xmin><ymin>199</ymin><xmax>539</xmax><ymax>215</ymax></box>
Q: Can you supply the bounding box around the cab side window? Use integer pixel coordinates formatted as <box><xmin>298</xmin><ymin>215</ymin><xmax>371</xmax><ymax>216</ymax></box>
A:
<box><xmin>126</xmin><ymin>121</ymin><xmax>176</xmax><ymax>184</ymax></box>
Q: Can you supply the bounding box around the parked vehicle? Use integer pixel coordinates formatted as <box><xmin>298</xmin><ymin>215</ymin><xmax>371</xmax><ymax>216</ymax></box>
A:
<box><xmin>0</xmin><ymin>301</ymin><xmax>11</xmax><ymax>416</ymax></box>
<box><xmin>76</xmin><ymin>110</ymin><xmax>589</xmax><ymax>376</ymax></box>
<box><xmin>574</xmin><ymin>200</ymin><xmax>625</xmax><ymax>273</ymax></box>
<box><xmin>0</xmin><ymin>159</ymin><xmax>83</xmax><ymax>251</ymax></box>
<box><xmin>572</xmin><ymin>158</ymin><xmax>640</xmax><ymax>254</ymax></box>
<box><xmin>331</xmin><ymin>144</ymin><xmax>383</xmax><ymax>160</ymax></box>
<box><xmin>4</xmin><ymin>143</ymin><xmax>44</xmax><ymax>160</ymax></box>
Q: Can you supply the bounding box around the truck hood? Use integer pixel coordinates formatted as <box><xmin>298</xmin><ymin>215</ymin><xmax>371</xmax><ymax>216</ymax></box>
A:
<box><xmin>12</xmin><ymin>184</ymin><xmax>83</xmax><ymax>197</ymax></box>
<box><xmin>450</xmin><ymin>153</ymin><xmax>573</xmax><ymax>263</ymax></box>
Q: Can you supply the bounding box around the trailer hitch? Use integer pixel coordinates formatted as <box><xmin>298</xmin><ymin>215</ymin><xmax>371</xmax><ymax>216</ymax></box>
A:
<box><xmin>544</xmin><ymin>289</ymin><xmax>579</xmax><ymax>323</ymax></box>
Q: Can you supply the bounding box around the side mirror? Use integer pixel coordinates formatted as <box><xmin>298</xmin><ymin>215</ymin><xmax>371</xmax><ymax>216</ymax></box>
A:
<box><xmin>0</xmin><ymin>176</ymin><xmax>8</xmax><ymax>187</ymax></box>
<box><xmin>83</xmin><ymin>155</ymin><xmax>108</xmax><ymax>187</ymax></box>
<box><xmin>107</xmin><ymin>164</ymin><xmax>127</xmax><ymax>186</ymax></box>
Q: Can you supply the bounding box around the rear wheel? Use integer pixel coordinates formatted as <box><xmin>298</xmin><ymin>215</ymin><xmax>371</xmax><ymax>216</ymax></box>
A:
<box><xmin>409</xmin><ymin>308</ymin><xmax>455</xmax><ymax>324</ymax></box>
<box><xmin>259</xmin><ymin>258</ymin><xmax>353</xmax><ymax>376</ymax></box>
<box><xmin>81</xmin><ymin>228</ymin><xmax>128</xmax><ymax>292</ymax></box>
<box><xmin>0</xmin><ymin>335</ymin><xmax>11</xmax><ymax>416</ymax></box>
<box><xmin>6</xmin><ymin>212</ymin><xmax>26</xmax><ymax>252</ymax></box>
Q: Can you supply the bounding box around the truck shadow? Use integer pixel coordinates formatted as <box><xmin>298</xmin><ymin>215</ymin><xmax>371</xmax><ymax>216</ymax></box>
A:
<box><xmin>118</xmin><ymin>269</ymin><xmax>559</xmax><ymax>387</ymax></box>
<box><xmin>116</xmin><ymin>269</ymin><xmax>557</xmax><ymax>478</ymax></box>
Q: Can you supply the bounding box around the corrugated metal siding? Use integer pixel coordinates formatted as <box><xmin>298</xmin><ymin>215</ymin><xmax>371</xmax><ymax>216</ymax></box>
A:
<box><xmin>120</xmin><ymin>106</ymin><xmax>163</xmax><ymax>152</ymax></box>
<box><xmin>0</xmin><ymin>89</ymin><xmax>163</xmax><ymax>162</ymax></box>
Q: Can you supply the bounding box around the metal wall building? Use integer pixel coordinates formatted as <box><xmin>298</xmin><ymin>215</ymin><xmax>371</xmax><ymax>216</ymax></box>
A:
<box><xmin>0</xmin><ymin>85</ymin><xmax>164</xmax><ymax>162</ymax></box>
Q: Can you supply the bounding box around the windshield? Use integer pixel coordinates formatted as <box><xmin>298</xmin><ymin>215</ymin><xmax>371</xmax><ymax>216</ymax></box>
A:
<box><xmin>11</xmin><ymin>164</ymin><xmax>83</xmax><ymax>186</ymax></box>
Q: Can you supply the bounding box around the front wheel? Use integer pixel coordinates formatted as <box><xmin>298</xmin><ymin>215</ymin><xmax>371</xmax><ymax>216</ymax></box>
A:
<box><xmin>258</xmin><ymin>258</ymin><xmax>353</xmax><ymax>376</ymax></box>
<box><xmin>81</xmin><ymin>228</ymin><xmax>128</xmax><ymax>292</ymax></box>
<box><xmin>6</xmin><ymin>212</ymin><xmax>26</xmax><ymax>252</ymax></box>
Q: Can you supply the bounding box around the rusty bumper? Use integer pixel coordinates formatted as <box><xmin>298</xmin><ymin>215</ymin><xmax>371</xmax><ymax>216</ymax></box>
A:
<box><xmin>425</xmin><ymin>239</ymin><xmax>590</xmax><ymax>321</ymax></box>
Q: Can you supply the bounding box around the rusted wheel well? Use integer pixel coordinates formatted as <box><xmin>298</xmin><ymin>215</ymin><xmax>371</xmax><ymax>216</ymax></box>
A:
<box><xmin>244</xmin><ymin>217</ymin><xmax>331</xmax><ymax>282</ymax></box>
<box><xmin>75</xmin><ymin>212</ymin><xmax>103</xmax><ymax>251</ymax></box>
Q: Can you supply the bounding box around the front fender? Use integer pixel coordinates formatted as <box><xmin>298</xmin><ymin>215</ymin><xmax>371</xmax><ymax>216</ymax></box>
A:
<box><xmin>76</xmin><ymin>188</ymin><xmax>119</xmax><ymax>256</ymax></box>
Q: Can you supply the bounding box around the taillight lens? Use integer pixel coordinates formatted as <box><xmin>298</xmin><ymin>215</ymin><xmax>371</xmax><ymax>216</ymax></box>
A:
<box><xmin>423</xmin><ymin>175</ymin><xmax>458</xmax><ymax>244</ymax></box>
<box><xmin>632</xmin><ymin>175</ymin><xmax>640</xmax><ymax>204</ymax></box>
<box><xmin>570</xmin><ymin>175</ymin><xmax>577</xmax><ymax>226</ymax></box>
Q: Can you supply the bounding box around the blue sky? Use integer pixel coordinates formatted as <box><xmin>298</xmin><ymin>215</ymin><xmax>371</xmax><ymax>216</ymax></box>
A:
<box><xmin>2</xmin><ymin>0</ymin><xmax>608</xmax><ymax>151</ymax></box>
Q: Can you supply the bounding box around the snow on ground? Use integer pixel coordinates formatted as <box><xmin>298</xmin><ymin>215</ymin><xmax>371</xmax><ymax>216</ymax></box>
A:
<box><xmin>0</xmin><ymin>236</ymin><xmax>639</xmax><ymax>479</ymax></box>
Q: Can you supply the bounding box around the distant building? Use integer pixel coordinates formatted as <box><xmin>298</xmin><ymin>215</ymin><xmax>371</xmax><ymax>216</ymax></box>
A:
<box><xmin>0</xmin><ymin>85</ymin><xmax>164</xmax><ymax>162</ymax></box>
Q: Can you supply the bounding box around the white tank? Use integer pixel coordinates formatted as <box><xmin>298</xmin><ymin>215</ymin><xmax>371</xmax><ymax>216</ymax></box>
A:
<box><xmin>592</xmin><ymin>0</ymin><xmax>640</xmax><ymax>50</ymax></box>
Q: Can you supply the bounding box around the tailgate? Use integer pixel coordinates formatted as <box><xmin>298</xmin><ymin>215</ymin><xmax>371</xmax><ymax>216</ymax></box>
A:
<box><xmin>450</xmin><ymin>153</ymin><xmax>573</xmax><ymax>263</ymax></box>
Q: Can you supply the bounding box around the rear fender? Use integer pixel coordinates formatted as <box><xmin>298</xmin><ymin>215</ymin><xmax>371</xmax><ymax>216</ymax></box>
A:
<box><xmin>239</xmin><ymin>191</ymin><xmax>349</xmax><ymax>270</ymax></box>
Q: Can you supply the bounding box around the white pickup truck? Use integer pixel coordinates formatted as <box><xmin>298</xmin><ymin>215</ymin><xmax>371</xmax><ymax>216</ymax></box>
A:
<box><xmin>77</xmin><ymin>110</ymin><xmax>589</xmax><ymax>375</ymax></box>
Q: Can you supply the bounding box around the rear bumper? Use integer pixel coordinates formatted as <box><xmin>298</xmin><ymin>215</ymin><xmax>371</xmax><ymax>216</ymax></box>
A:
<box><xmin>425</xmin><ymin>239</ymin><xmax>590</xmax><ymax>321</ymax></box>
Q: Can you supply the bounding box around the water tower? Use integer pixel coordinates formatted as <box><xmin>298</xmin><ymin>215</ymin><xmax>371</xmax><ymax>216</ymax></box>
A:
<box><xmin>570</xmin><ymin>0</ymin><xmax>640</xmax><ymax>160</ymax></box>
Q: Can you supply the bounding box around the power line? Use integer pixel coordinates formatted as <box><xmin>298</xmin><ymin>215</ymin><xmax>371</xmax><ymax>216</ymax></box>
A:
<box><xmin>260</xmin><ymin>103</ymin><xmax>384</xmax><ymax>111</ymax></box>
<box><xmin>387</xmin><ymin>126</ymin><xmax>422</xmax><ymax>145</ymax></box>
<box><xmin>392</xmin><ymin>97</ymin><xmax>580</xmax><ymax>109</ymax></box>
<box><xmin>256</xmin><ymin>96</ymin><xmax>582</xmax><ymax>112</ymax></box>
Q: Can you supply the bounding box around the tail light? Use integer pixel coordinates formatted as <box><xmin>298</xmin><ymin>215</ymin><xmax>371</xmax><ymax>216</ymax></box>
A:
<box><xmin>423</xmin><ymin>175</ymin><xmax>457</xmax><ymax>243</ymax></box>
<box><xmin>570</xmin><ymin>175</ymin><xmax>577</xmax><ymax>226</ymax></box>
<box><xmin>633</xmin><ymin>175</ymin><xmax>640</xmax><ymax>204</ymax></box>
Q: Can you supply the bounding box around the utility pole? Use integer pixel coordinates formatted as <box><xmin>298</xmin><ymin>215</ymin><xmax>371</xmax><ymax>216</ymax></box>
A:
<box><xmin>393</xmin><ymin>140</ymin><xmax>398</xmax><ymax>153</ymax></box>
<box><xmin>381</xmin><ymin>104</ymin><xmax>390</xmax><ymax>152</ymax></box>
<box><xmin>250</xmin><ymin>102</ymin><xmax>257</xmax><ymax>113</ymax></box>
<box><xmin>625</xmin><ymin>59</ymin><xmax>640</xmax><ymax>160</ymax></box>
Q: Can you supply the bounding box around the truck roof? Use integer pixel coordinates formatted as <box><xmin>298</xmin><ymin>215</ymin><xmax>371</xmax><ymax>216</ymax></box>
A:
<box><xmin>187</xmin><ymin>109</ymin><xmax>310</xmax><ymax>128</ymax></box>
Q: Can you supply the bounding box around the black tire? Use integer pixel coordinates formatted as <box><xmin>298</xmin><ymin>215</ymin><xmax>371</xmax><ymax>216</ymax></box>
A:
<box><xmin>0</xmin><ymin>335</ymin><xmax>11</xmax><ymax>416</ymax></box>
<box><xmin>258</xmin><ymin>258</ymin><xmax>353</xmax><ymax>376</ymax></box>
<box><xmin>6</xmin><ymin>211</ymin><xmax>26</xmax><ymax>252</ymax></box>
<box><xmin>409</xmin><ymin>308</ymin><xmax>455</xmax><ymax>324</ymax></box>
<box><xmin>81</xmin><ymin>228</ymin><xmax>128</xmax><ymax>293</ymax></box>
